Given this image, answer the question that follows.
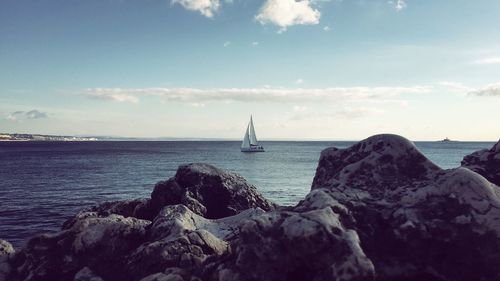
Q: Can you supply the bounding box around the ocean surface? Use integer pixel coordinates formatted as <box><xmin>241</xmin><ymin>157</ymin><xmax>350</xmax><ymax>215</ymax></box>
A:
<box><xmin>0</xmin><ymin>140</ymin><xmax>495</xmax><ymax>248</ymax></box>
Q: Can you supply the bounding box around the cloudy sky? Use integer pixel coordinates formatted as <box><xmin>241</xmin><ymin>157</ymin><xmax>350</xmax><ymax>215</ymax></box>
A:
<box><xmin>1</xmin><ymin>0</ymin><xmax>499</xmax><ymax>140</ymax></box>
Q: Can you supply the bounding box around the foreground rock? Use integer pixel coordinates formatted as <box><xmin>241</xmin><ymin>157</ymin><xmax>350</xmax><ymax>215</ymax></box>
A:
<box><xmin>70</xmin><ymin>163</ymin><xmax>277</xmax><ymax>223</ymax></box>
<box><xmin>5</xmin><ymin>135</ymin><xmax>500</xmax><ymax>281</ymax></box>
<box><xmin>148</xmin><ymin>163</ymin><xmax>277</xmax><ymax>219</ymax></box>
<box><xmin>3</xmin><ymin>162</ymin><xmax>375</xmax><ymax>281</ymax></box>
<box><xmin>461</xmin><ymin>139</ymin><xmax>500</xmax><ymax>186</ymax></box>
<box><xmin>312</xmin><ymin>134</ymin><xmax>500</xmax><ymax>281</ymax></box>
<box><xmin>212</xmin><ymin>207</ymin><xmax>374</xmax><ymax>281</ymax></box>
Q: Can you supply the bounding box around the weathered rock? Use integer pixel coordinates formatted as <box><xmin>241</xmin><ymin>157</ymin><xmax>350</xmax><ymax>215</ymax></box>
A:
<box><xmin>127</xmin><ymin>205</ymin><xmax>264</xmax><ymax>280</ymax></box>
<box><xmin>212</xmin><ymin>207</ymin><xmax>375</xmax><ymax>281</ymax></box>
<box><xmin>150</xmin><ymin>163</ymin><xmax>276</xmax><ymax>219</ymax></box>
<box><xmin>0</xmin><ymin>239</ymin><xmax>15</xmax><ymax>281</ymax></box>
<box><xmin>312</xmin><ymin>134</ymin><xmax>500</xmax><ymax>281</ymax></box>
<box><xmin>63</xmin><ymin>199</ymin><xmax>152</xmax><ymax>229</ymax></box>
<box><xmin>11</xmin><ymin>136</ymin><xmax>500</xmax><ymax>281</ymax></box>
<box><xmin>13</xmin><ymin>213</ymin><xmax>150</xmax><ymax>281</ymax></box>
<box><xmin>74</xmin><ymin>267</ymin><xmax>104</xmax><ymax>281</ymax></box>
<box><xmin>462</xmin><ymin>139</ymin><xmax>500</xmax><ymax>186</ymax></box>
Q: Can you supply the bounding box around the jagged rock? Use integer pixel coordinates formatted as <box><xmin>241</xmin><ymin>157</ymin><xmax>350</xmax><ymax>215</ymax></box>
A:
<box><xmin>127</xmin><ymin>205</ymin><xmax>264</xmax><ymax>280</ymax></box>
<box><xmin>13</xmin><ymin>213</ymin><xmax>150</xmax><ymax>281</ymax></box>
<box><xmin>312</xmin><ymin>134</ymin><xmax>500</xmax><ymax>281</ymax></box>
<box><xmin>74</xmin><ymin>267</ymin><xmax>104</xmax><ymax>281</ymax></box>
<box><xmin>63</xmin><ymin>199</ymin><xmax>152</xmax><ymax>229</ymax></box>
<box><xmin>212</xmin><ymin>207</ymin><xmax>375</xmax><ymax>281</ymax></box>
<box><xmin>12</xmin><ymin>136</ymin><xmax>500</xmax><ymax>281</ymax></box>
<box><xmin>149</xmin><ymin>163</ymin><xmax>276</xmax><ymax>219</ymax></box>
<box><xmin>0</xmin><ymin>239</ymin><xmax>15</xmax><ymax>281</ymax></box>
<box><xmin>462</xmin><ymin>139</ymin><xmax>500</xmax><ymax>186</ymax></box>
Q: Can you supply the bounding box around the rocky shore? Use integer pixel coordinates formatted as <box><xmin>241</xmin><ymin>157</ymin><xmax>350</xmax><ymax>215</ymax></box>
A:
<box><xmin>1</xmin><ymin>134</ymin><xmax>500</xmax><ymax>281</ymax></box>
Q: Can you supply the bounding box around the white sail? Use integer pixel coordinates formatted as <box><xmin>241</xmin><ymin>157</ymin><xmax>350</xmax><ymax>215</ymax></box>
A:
<box><xmin>249</xmin><ymin>116</ymin><xmax>258</xmax><ymax>145</ymax></box>
<box><xmin>241</xmin><ymin>115</ymin><xmax>264</xmax><ymax>152</ymax></box>
<box><xmin>241</xmin><ymin>124</ymin><xmax>251</xmax><ymax>148</ymax></box>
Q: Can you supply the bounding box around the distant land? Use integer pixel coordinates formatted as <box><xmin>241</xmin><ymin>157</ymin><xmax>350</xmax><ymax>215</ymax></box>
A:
<box><xmin>0</xmin><ymin>133</ymin><xmax>231</xmax><ymax>142</ymax></box>
<box><xmin>0</xmin><ymin>133</ymin><xmax>98</xmax><ymax>141</ymax></box>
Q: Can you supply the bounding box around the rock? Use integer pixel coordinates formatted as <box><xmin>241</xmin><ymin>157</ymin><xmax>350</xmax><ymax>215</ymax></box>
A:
<box><xmin>74</xmin><ymin>267</ymin><xmax>104</xmax><ymax>281</ymax></box>
<box><xmin>13</xmin><ymin>213</ymin><xmax>150</xmax><ymax>281</ymax></box>
<box><xmin>461</xmin><ymin>139</ymin><xmax>500</xmax><ymax>186</ymax></box>
<box><xmin>212</xmin><ymin>207</ymin><xmax>375</xmax><ymax>281</ymax></box>
<box><xmin>312</xmin><ymin>134</ymin><xmax>500</xmax><ymax>281</ymax></box>
<box><xmin>0</xmin><ymin>240</ymin><xmax>15</xmax><ymax>281</ymax></box>
<box><xmin>150</xmin><ymin>163</ymin><xmax>276</xmax><ymax>219</ymax></box>
<box><xmin>126</xmin><ymin>205</ymin><xmax>265</xmax><ymax>280</ymax></box>
<box><xmin>63</xmin><ymin>199</ymin><xmax>152</xmax><ymax>229</ymax></box>
<box><xmin>0</xmin><ymin>240</ymin><xmax>14</xmax><ymax>257</ymax></box>
<box><xmin>13</xmin><ymin>137</ymin><xmax>500</xmax><ymax>281</ymax></box>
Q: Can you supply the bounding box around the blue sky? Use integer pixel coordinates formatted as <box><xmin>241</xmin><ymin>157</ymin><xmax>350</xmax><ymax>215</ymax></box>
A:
<box><xmin>1</xmin><ymin>0</ymin><xmax>499</xmax><ymax>140</ymax></box>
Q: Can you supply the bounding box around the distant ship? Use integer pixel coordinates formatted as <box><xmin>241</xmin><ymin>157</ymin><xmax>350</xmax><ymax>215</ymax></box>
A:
<box><xmin>241</xmin><ymin>115</ymin><xmax>264</xmax><ymax>152</ymax></box>
<box><xmin>441</xmin><ymin>137</ymin><xmax>452</xmax><ymax>142</ymax></box>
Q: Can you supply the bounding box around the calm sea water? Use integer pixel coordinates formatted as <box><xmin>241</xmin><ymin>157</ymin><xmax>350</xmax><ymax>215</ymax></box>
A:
<box><xmin>0</xmin><ymin>140</ymin><xmax>494</xmax><ymax>248</ymax></box>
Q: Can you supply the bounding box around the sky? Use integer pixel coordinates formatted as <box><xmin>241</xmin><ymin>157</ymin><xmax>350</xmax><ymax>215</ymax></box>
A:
<box><xmin>1</xmin><ymin>0</ymin><xmax>499</xmax><ymax>141</ymax></box>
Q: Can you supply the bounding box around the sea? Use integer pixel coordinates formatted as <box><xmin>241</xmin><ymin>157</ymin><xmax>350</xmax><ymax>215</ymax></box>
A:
<box><xmin>0</xmin><ymin>140</ymin><xmax>495</xmax><ymax>249</ymax></box>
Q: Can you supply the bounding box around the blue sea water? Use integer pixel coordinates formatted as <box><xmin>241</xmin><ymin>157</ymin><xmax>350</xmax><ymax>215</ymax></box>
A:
<box><xmin>0</xmin><ymin>140</ymin><xmax>495</xmax><ymax>248</ymax></box>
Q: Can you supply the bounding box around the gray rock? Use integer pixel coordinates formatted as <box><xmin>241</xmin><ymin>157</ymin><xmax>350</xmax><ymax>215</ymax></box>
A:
<box><xmin>212</xmin><ymin>207</ymin><xmax>375</xmax><ymax>281</ymax></box>
<box><xmin>312</xmin><ymin>134</ymin><xmax>500</xmax><ymax>281</ymax></box>
<box><xmin>74</xmin><ymin>267</ymin><xmax>104</xmax><ymax>281</ymax></box>
<box><xmin>0</xmin><ymin>240</ymin><xmax>15</xmax><ymax>281</ymax></box>
<box><xmin>127</xmin><ymin>205</ymin><xmax>264</xmax><ymax>280</ymax></box>
<box><xmin>150</xmin><ymin>163</ymin><xmax>276</xmax><ymax>219</ymax></box>
<box><xmin>14</xmin><ymin>213</ymin><xmax>150</xmax><ymax>281</ymax></box>
<box><xmin>63</xmin><ymin>199</ymin><xmax>152</xmax><ymax>229</ymax></box>
<box><xmin>461</xmin><ymin>139</ymin><xmax>500</xmax><ymax>186</ymax></box>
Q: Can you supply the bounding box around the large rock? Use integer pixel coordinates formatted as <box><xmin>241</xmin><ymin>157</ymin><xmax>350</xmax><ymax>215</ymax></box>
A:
<box><xmin>126</xmin><ymin>205</ymin><xmax>265</xmax><ymax>280</ymax></box>
<box><xmin>212</xmin><ymin>207</ymin><xmax>374</xmax><ymax>281</ymax></box>
<box><xmin>4</xmin><ymin>160</ymin><xmax>375</xmax><ymax>281</ymax></box>
<box><xmin>461</xmin><ymin>139</ymin><xmax>500</xmax><ymax>186</ymax></box>
<box><xmin>12</xmin><ymin>213</ymin><xmax>150</xmax><ymax>281</ymax></box>
<box><xmin>64</xmin><ymin>163</ymin><xmax>276</xmax><ymax>225</ymax></box>
<box><xmin>149</xmin><ymin>163</ymin><xmax>276</xmax><ymax>219</ymax></box>
<box><xmin>312</xmin><ymin>134</ymin><xmax>500</xmax><ymax>281</ymax></box>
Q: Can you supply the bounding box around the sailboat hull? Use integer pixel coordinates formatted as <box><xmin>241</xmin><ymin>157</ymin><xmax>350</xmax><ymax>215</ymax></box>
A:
<box><xmin>241</xmin><ymin>146</ymin><xmax>265</xmax><ymax>152</ymax></box>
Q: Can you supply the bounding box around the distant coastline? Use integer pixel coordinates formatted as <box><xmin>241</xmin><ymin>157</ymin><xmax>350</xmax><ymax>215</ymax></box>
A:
<box><xmin>0</xmin><ymin>133</ymin><xmax>98</xmax><ymax>142</ymax></box>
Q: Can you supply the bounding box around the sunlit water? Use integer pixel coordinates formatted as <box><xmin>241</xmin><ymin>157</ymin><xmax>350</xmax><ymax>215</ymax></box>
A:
<box><xmin>0</xmin><ymin>140</ymin><xmax>494</xmax><ymax>248</ymax></box>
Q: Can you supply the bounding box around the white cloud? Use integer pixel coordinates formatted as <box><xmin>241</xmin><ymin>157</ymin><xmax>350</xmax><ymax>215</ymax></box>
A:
<box><xmin>85</xmin><ymin>91</ymin><xmax>139</xmax><ymax>103</ymax></box>
<box><xmin>336</xmin><ymin>106</ymin><xmax>384</xmax><ymax>118</ymax></box>
<box><xmin>171</xmin><ymin>0</ymin><xmax>220</xmax><ymax>18</ymax></box>
<box><xmin>323</xmin><ymin>25</ymin><xmax>330</xmax><ymax>31</ymax></box>
<box><xmin>223</xmin><ymin>41</ymin><xmax>231</xmax><ymax>47</ymax></box>
<box><xmin>437</xmin><ymin>81</ymin><xmax>474</xmax><ymax>92</ymax></box>
<box><xmin>290</xmin><ymin>106</ymin><xmax>383</xmax><ymax>121</ymax></box>
<box><xmin>255</xmin><ymin>0</ymin><xmax>321</xmax><ymax>32</ymax></box>
<box><xmin>83</xmin><ymin>86</ymin><xmax>431</xmax><ymax>104</ymax></box>
<box><xmin>293</xmin><ymin>105</ymin><xmax>308</xmax><ymax>112</ymax></box>
<box><xmin>5</xmin><ymin>110</ymin><xmax>49</xmax><ymax>121</ymax></box>
<box><xmin>468</xmin><ymin>83</ymin><xmax>500</xmax><ymax>97</ymax></box>
<box><xmin>472</xmin><ymin>57</ymin><xmax>500</xmax><ymax>65</ymax></box>
<box><xmin>389</xmin><ymin>0</ymin><xmax>407</xmax><ymax>12</ymax></box>
<box><xmin>252</xmin><ymin>41</ymin><xmax>259</xmax><ymax>46</ymax></box>
<box><xmin>295</xmin><ymin>78</ymin><xmax>304</xmax><ymax>84</ymax></box>
<box><xmin>189</xmin><ymin>102</ymin><xmax>206</xmax><ymax>108</ymax></box>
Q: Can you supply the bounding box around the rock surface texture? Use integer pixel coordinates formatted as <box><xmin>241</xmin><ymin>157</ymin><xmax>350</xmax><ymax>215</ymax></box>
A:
<box><xmin>461</xmin><ymin>139</ymin><xmax>500</xmax><ymax>186</ymax></box>
<box><xmin>312</xmin><ymin>134</ymin><xmax>500</xmax><ymax>281</ymax></box>
<box><xmin>3</xmin><ymin>136</ymin><xmax>500</xmax><ymax>281</ymax></box>
<box><xmin>0</xmin><ymin>240</ymin><xmax>15</xmax><ymax>281</ymax></box>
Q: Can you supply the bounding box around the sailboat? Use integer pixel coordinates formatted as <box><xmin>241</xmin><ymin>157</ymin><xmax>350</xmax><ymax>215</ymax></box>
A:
<box><xmin>241</xmin><ymin>115</ymin><xmax>265</xmax><ymax>152</ymax></box>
